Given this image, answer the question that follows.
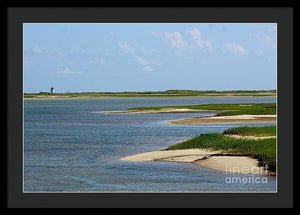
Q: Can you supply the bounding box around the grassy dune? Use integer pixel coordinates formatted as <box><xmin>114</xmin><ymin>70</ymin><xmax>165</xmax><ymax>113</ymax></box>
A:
<box><xmin>166</xmin><ymin>126</ymin><xmax>276</xmax><ymax>171</ymax></box>
<box><xmin>129</xmin><ymin>103</ymin><xmax>276</xmax><ymax>116</ymax></box>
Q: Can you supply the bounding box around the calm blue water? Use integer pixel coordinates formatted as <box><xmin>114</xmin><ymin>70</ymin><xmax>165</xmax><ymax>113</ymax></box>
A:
<box><xmin>24</xmin><ymin>97</ymin><xmax>276</xmax><ymax>192</ymax></box>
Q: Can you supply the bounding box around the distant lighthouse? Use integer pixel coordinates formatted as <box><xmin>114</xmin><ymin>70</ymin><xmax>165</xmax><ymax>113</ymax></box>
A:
<box><xmin>50</xmin><ymin>86</ymin><xmax>54</xmax><ymax>94</ymax></box>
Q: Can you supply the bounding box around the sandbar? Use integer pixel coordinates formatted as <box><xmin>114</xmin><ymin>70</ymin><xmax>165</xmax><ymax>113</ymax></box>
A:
<box><xmin>120</xmin><ymin>149</ymin><xmax>270</xmax><ymax>175</ymax></box>
<box><xmin>98</xmin><ymin>108</ymin><xmax>218</xmax><ymax>114</ymax></box>
<box><xmin>170</xmin><ymin>114</ymin><xmax>276</xmax><ymax>125</ymax></box>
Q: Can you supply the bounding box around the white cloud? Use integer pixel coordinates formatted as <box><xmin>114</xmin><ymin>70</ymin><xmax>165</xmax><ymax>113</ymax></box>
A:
<box><xmin>140</xmin><ymin>48</ymin><xmax>160</xmax><ymax>56</ymax></box>
<box><xmin>89</xmin><ymin>58</ymin><xmax>106</xmax><ymax>65</ymax></box>
<box><xmin>188</xmin><ymin>28</ymin><xmax>213</xmax><ymax>50</ymax></box>
<box><xmin>142</xmin><ymin>66</ymin><xmax>154</xmax><ymax>72</ymax></box>
<box><xmin>33</xmin><ymin>46</ymin><xmax>42</xmax><ymax>54</ymax></box>
<box><xmin>118</xmin><ymin>40</ymin><xmax>135</xmax><ymax>54</ymax></box>
<box><xmin>32</xmin><ymin>46</ymin><xmax>50</xmax><ymax>56</ymax></box>
<box><xmin>253</xmin><ymin>49</ymin><xmax>263</xmax><ymax>55</ymax></box>
<box><xmin>224</xmin><ymin>42</ymin><xmax>249</xmax><ymax>55</ymax></box>
<box><xmin>56</xmin><ymin>68</ymin><xmax>81</xmax><ymax>75</ymax></box>
<box><xmin>136</xmin><ymin>57</ymin><xmax>149</xmax><ymax>65</ymax></box>
<box><xmin>164</xmin><ymin>32</ymin><xmax>188</xmax><ymax>49</ymax></box>
<box><xmin>256</xmin><ymin>28</ymin><xmax>276</xmax><ymax>49</ymax></box>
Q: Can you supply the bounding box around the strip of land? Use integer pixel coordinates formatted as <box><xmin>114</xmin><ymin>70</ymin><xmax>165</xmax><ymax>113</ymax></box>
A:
<box><xmin>120</xmin><ymin>126</ymin><xmax>276</xmax><ymax>175</ymax></box>
<box><xmin>126</xmin><ymin>103</ymin><xmax>276</xmax><ymax>116</ymax></box>
<box><xmin>98</xmin><ymin>109</ymin><xmax>217</xmax><ymax>114</ymax></box>
<box><xmin>120</xmin><ymin>149</ymin><xmax>267</xmax><ymax>175</ymax></box>
<box><xmin>224</xmin><ymin>134</ymin><xmax>276</xmax><ymax>140</ymax></box>
<box><xmin>24</xmin><ymin>90</ymin><xmax>276</xmax><ymax>100</ymax></box>
<box><xmin>170</xmin><ymin>114</ymin><xmax>276</xmax><ymax>125</ymax></box>
<box><xmin>100</xmin><ymin>103</ymin><xmax>277</xmax><ymax>125</ymax></box>
<box><xmin>121</xmin><ymin>148</ymin><xmax>220</xmax><ymax>162</ymax></box>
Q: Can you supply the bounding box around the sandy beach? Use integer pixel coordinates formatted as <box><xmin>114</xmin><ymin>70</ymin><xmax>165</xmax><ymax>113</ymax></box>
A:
<box><xmin>121</xmin><ymin>148</ymin><xmax>220</xmax><ymax>162</ymax></box>
<box><xmin>169</xmin><ymin>114</ymin><xmax>276</xmax><ymax>125</ymax></box>
<box><xmin>224</xmin><ymin>134</ymin><xmax>276</xmax><ymax>140</ymax></box>
<box><xmin>121</xmin><ymin>148</ymin><xmax>268</xmax><ymax>175</ymax></box>
<box><xmin>193</xmin><ymin>156</ymin><xmax>266</xmax><ymax>175</ymax></box>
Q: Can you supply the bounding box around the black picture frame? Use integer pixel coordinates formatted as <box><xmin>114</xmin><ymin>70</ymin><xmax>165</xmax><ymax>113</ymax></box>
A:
<box><xmin>6</xmin><ymin>6</ymin><xmax>293</xmax><ymax>208</ymax></box>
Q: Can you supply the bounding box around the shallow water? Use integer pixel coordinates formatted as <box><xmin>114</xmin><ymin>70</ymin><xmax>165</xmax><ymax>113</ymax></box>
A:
<box><xmin>24</xmin><ymin>97</ymin><xmax>276</xmax><ymax>192</ymax></box>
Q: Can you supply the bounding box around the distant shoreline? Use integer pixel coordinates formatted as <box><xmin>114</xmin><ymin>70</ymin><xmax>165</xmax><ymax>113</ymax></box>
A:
<box><xmin>24</xmin><ymin>89</ymin><xmax>276</xmax><ymax>100</ymax></box>
<box><xmin>24</xmin><ymin>95</ymin><xmax>276</xmax><ymax>100</ymax></box>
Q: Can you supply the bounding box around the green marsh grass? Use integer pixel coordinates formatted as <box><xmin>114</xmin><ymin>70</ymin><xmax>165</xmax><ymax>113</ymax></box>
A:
<box><xmin>129</xmin><ymin>103</ymin><xmax>276</xmax><ymax>116</ymax></box>
<box><xmin>223</xmin><ymin>126</ymin><xmax>276</xmax><ymax>137</ymax></box>
<box><xmin>166</xmin><ymin>126</ymin><xmax>276</xmax><ymax>171</ymax></box>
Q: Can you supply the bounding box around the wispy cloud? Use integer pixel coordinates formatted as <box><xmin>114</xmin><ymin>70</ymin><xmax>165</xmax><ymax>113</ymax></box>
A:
<box><xmin>164</xmin><ymin>32</ymin><xmax>188</xmax><ymax>49</ymax></box>
<box><xmin>32</xmin><ymin>46</ymin><xmax>50</xmax><ymax>56</ymax></box>
<box><xmin>188</xmin><ymin>28</ymin><xmax>213</xmax><ymax>50</ymax></box>
<box><xmin>118</xmin><ymin>40</ymin><xmax>135</xmax><ymax>54</ymax></box>
<box><xmin>255</xmin><ymin>27</ymin><xmax>276</xmax><ymax>49</ymax></box>
<box><xmin>32</xmin><ymin>46</ymin><xmax>42</xmax><ymax>54</ymax></box>
<box><xmin>89</xmin><ymin>58</ymin><xmax>106</xmax><ymax>65</ymax></box>
<box><xmin>136</xmin><ymin>57</ymin><xmax>149</xmax><ymax>65</ymax></box>
<box><xmin>142</xmin><ymin>66</ymin><xmax>154</xmax><ymax>72</ymax></box>
<box><xmin>224</xmin><ymin>42</ymin><xmax>249</xmax><ymax>55</ymax></box>
<box><xmin>56</xmin><ymin>68</ymin><xmax>81</xmax><ymax>75</ymax></box>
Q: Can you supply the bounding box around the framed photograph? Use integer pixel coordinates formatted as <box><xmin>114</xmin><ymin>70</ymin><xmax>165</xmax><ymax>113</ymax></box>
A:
<box><xmin>6</xmin><ymin>6</ymin><xmax>293</xmax><ymax>208</ymax></box>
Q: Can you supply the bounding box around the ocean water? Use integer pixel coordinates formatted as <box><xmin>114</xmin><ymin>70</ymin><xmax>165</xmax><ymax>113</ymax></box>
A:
<box><xmin>24</xmin><ymin>97</ymin><xmax>276</xmax><ymax>192</ymax></box>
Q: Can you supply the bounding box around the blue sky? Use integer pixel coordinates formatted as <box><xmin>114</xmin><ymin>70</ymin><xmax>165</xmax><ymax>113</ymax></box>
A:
<box><xmin>24</xmin><ymin>23</ymin><xmax>276</xmax><ymax>93</ymax></box>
